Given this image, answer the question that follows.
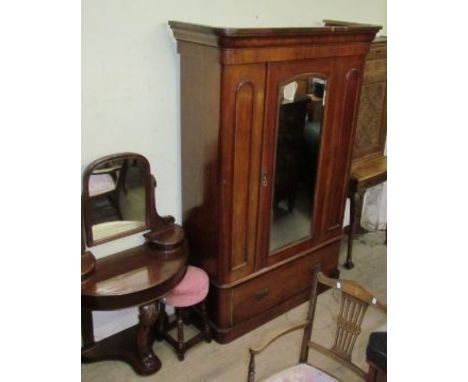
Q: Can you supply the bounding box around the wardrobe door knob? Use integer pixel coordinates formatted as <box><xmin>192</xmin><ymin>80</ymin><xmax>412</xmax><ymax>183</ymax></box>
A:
<box><xmin>261</xmin><ymin>170</ymin><xmax>268</xmax><ymax>187</ymax></box>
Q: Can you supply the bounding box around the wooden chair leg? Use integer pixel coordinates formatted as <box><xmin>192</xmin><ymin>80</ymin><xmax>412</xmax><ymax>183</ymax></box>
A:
<box><xmin>345</xmin><ymin>193</ymin><xmax>356</xmax><ymax>269</ymax></box>
<box><xmin>367</xmin><ymin>362</ymin><xmax>386</xmax><ymax>382</ymax></box>
<box><xmin>366</xmin><ymin>365</ymin><xmax>378</xmax><ymax>382</ymax></box>
<box><xmin>200</xmin><ymin>301</ymin><xmax>212</xmax><ymax>343</ymax></box>
<box><xmin>345</xmin><ymin>190</ymin><xmax>364</xmax><ymax>269</ymax></box>
<box><xmin>176</xmin><ymin>308</ymin><xmax>185</xmax><ymax>361</ymax></box>
<box><xmin>248</xmin><ymin>351</ymin><xmax>256</xmax><ymax>382</ymax></box>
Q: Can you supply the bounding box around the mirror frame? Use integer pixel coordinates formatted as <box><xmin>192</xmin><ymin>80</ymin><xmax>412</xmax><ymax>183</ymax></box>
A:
<box><xmin>82</xmin><ymin>152</ymin><xmax>174</xmax><ymax>247</ymax></box>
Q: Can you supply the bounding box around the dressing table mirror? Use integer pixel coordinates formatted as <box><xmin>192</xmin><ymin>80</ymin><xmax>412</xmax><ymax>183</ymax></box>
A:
<box><xmin>81</xmin><ymin>152</ymin><xmax>188</xmax><ymax>375</ymax></box>
<box><xmin>82</xmin><ymin>152</ymin><xmax>181</xmax><ymax>247</ymax></box>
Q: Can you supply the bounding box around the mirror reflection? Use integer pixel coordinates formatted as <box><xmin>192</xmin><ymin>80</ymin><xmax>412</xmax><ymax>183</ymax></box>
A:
<box><xmin>270</xmin><ymin>76</ymin><xmax>326</xmax><ymax>252</ymax></box>
<box><xmin>87</xmin><ymin>158</ymin><xmax>147</xmax><ymax>242</ymax></box>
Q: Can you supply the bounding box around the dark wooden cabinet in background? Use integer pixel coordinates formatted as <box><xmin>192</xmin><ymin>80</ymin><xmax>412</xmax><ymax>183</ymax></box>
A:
<box><xmin>169</xmin><ymin>21</ymin><xmax>380</xmax><ymax>343</ymax></box>
<box><xmin>353</xmin><ymin>36</ymin><xmax>387</xmax><ymax>165</ymax></box>
<box><xmin>352</xmin><ymin>37</ymin><xmax>387</xmax><ymax>166</ymax></box>
<box><xmin>346</xmin><ymin>37</ymin><xmax>387</xmax><ymax>268</ymax></box>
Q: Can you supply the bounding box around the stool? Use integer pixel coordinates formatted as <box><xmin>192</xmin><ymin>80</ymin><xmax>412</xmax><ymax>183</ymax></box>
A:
<box><xmin>156</xmin><ymin>266</ymin><xmax>211</xmax><ymax>361</ymax></box>
<box><xmin>345</xmin><ymin>156</ymin><xmax>387</xmax><ymax>269</ymax></box>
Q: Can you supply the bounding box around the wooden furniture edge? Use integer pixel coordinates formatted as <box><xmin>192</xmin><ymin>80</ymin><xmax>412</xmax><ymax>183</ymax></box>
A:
<box><xmin>249</xmin><ymin>321</ymin><xmax>308</xmax><ymax>354</ymax></box>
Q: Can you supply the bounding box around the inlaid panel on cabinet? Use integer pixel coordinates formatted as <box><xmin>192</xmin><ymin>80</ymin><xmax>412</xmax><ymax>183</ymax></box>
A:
<box><xmin>220</xmin><ymin>64</ymin><xmax>266</xmax><ymax>283</ymax></box>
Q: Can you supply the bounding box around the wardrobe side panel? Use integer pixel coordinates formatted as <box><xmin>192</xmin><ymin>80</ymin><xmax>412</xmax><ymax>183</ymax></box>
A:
<box><xmin>179</xmin><ymin>43</ymin><xmax>222</xmax><ymax>281</ymax></box>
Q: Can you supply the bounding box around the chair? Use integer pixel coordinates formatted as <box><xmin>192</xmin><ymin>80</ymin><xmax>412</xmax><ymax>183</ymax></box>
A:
<box><xmin>345</xmin><ymin>157</ymin><xmax>387</xmax><ymax>269</ymax></box>
<box><xmin>156</xmin><ymin>265</ymin><xmax>212</xmax><ymax>361</ymax></box>
<box><xmin>88</xmin><ymin>160</ymin><xmax>128</xmax><ymax>221</ymax></box>
<box><xmin>247</xmin><ymin>267</ymin><xmax>387</xmax><ymax>382</ymax></box>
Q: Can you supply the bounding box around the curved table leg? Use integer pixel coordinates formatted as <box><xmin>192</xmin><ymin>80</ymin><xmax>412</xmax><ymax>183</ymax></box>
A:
<box><xmin>81</xmin><ymin>308</ymin><xmax>95</xmax><ymax>348</ymax></box>
<box><xmin>136</xmin><ymin>303</ymin><xmax>161</xmax><ymax>373</ymax></box>
<box><xmin>81</xmin><ymin>302</ymin><xmax>162</xmax><ymax>375</ymax></box>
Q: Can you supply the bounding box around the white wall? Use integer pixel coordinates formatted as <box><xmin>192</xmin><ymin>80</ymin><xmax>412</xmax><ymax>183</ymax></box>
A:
<box><xmin>82</xmin><ymin>0</ymin><xmax>387</xmax><ymax>340</ymax></box>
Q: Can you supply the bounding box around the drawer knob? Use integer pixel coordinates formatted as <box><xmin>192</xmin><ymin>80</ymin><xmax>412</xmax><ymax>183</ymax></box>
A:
<box><xmin>255</xmin><ymin>288</ymin><xmax>270</xmax><ymax>300</ymax></box>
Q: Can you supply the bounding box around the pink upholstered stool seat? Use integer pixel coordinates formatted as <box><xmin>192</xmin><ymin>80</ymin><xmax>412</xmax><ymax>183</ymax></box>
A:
<box><xmin>163</xmin><ymin>266</ymin><xmax>209</xmax><ymax>308</ymax></box>
<box><xmin>157</xmin><ymin>265</ymin><xmax>212</xmax><ymax>361</ymax></box>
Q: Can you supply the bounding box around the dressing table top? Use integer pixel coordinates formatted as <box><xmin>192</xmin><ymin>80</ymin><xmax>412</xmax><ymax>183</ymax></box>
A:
<box><xmin>81</xmin><ymin>242</ymin><xmax>188</xmax><ymax>311</ymax></box>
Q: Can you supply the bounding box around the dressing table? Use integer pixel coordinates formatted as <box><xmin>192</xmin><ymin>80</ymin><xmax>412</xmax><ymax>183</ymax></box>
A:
<box><xmin>81</xmin><ymin>153</ymin><xmax>188</xmax><ymax>375</ymax></box>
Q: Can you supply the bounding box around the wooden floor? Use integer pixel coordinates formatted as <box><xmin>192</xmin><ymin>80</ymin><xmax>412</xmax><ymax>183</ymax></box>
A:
<box><xmin>81</xmin><ymin>231</ymin><xmax>387</xmax><ymax>382</ymax></box>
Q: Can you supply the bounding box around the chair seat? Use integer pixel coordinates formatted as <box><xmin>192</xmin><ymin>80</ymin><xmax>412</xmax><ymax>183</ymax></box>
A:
<box><xmin>350</xmin><ymin>156</ymin><xmax>386</xmax><ymax>183</ymax></box>
<box><xmin>163</xmin><ymin>265</ymin><xmax>209</xmax><ymax>307</ymax></box>
<box><xmin>262</xmin><ymin>363</ymin><xmax>339</xmax><ymax>382</ymax></box>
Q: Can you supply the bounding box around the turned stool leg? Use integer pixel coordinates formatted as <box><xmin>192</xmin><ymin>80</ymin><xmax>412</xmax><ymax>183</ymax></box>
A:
<box><xmin>345</xmin><ymin>190</ymin><xmax>364</xmax><ymax>269</ymax></box>
<box><xmin>182</xmin><ymin>308</ymin><xmax>191</xmax><ymax>325</ymax></box>
<box><xmin>200</xmin><ymin>301</ymin><xmax>212</xmax><ymax>343</ymax></box>
<box><xmin>176</xmin><ymin>308</ymin><xmax>185</xmax><ymax>361</ymax></box>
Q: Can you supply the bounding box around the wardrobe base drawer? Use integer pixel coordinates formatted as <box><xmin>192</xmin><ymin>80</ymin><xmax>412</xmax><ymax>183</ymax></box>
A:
<box><xmin>231</xmin><ymin>242</ymin><xmax>339</xmax><ymax>324</ymax></box>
